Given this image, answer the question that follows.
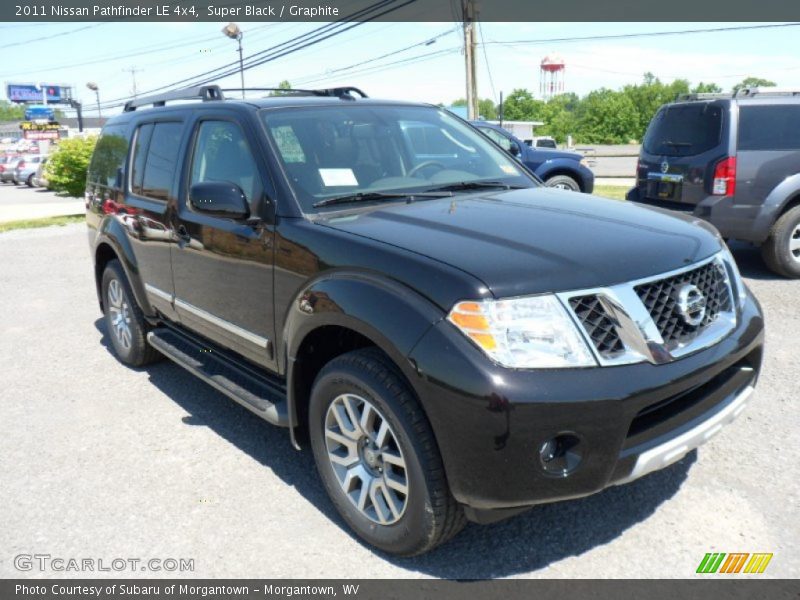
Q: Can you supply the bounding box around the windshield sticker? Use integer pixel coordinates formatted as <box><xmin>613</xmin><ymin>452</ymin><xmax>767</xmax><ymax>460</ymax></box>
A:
<box><xmin>319</xmin><ymin>168</ymin><xmax>359</xmax><ymax>187</ymax></box>
<box><xmin>500</xmin><ymin>164</ymin><xmax>517</xmax><ymax>174</ymax></box>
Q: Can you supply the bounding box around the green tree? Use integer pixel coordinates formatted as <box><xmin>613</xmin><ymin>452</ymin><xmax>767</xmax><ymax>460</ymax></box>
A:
<box><xmin>536</xmin><ymin>95</ymin><xmax>578</xmax><ymax>143</ymax></box>
<box><xmin>501</xmin><ymin>88</ymin><xmax>545</xmax><ymax>121</ymax></box>
<box><xmin>575</xmin><ymin>89</ymin><xmax>640</xmax><ymax>144</ymax></box>
<box><xmin>0</xmin><ymin>101</ymin><xmax>24</xmax><ymax>122</ymax></box>
<box><xmin>732</xmin><ymin>76</ymin><xmax>777</xmax><ymax>94</ymax></box>
<box><xmin>269</xmin><ymin>80</ymin><xmax>293</xmax><ymax>96</ymax></box>
<box><xmin>622</xmin><ymin>74</ymin><xmax>689</xmax><ymax>140</ymax></box>
<box><xmin>449</xmin><ymin>97</ymin><xmax>497</xmax><ymax>120</ymax></box>
<box><xmin>692</xmin><ymin>82</ymin><xmax>723</xmax><ymax>94</ymax></box>
<box><xmin>45</xmin><ymin>136</ymin><xmax>97</xmax><ymax>197</ymax></box>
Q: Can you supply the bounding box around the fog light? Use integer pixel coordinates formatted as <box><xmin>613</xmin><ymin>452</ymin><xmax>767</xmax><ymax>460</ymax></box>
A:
<box><xmin>539</xmin><ymin>434</ymin><xmax>583</xmax><ymax>477</ymax></box>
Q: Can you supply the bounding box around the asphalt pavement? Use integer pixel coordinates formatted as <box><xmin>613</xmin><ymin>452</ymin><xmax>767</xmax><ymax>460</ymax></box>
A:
<box><xmin>0</xmin><ymin>223</ymin><xmax>797</xmax><ymax>579</ymax></box>
<box><xmin>0</xmin><ymin>182</ymin><xmax>84</xmax><ymax>223</ymax></box>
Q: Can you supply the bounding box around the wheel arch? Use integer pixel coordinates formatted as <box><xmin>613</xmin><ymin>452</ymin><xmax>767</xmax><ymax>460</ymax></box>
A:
<box><xmin>93</xmin><ymin>218</ymin><xmax>153</xmax><ymax>316</ymax></box>
<box><xmin>282</xmin><ymin>272</ymin><xmax>444</xmax><ymax>449</ymax></box>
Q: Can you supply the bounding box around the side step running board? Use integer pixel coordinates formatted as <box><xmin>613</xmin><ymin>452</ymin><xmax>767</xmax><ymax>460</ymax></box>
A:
<box><xmin>147</xmin><ymin>327</ymin><xmax>289</xmax><ymax>427</ymax></box>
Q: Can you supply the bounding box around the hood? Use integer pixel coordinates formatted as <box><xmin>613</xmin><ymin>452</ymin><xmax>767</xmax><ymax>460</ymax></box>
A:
<box><xmin>524</xmin><ymin>147</ymin><xmax>583</xmax><ymax>162</ymax></box>
<box><xmin>319</xmin><ymin>188</ymin><xmax>723</xmax><ymax>298</ymax></box>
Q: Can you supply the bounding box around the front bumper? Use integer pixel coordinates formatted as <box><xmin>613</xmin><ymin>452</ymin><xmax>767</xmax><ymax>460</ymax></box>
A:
<box><xmin>408</xmin><ymin>294</ymin><xmax>764</xmax><ymax>521</ymax></box>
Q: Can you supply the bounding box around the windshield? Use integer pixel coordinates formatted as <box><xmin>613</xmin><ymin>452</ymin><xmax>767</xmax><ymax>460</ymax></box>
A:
<box><xmin>260</xmin><ymin>104</ymin><xmax>535</xmax><ymax>212</ymax></box>
<box><xmin>643</xmin><ymin>103</ymin><xmax>723</xmax><ymax>157</ymax></box>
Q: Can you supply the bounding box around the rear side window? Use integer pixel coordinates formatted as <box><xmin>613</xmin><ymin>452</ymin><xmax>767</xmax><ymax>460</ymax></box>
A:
<box><xmin>738</xmin><ymin>105</ymin><xmax>800</xmax><ymax>151</ymax></box>
<box><xmin>88</xmin><ymin>124</ymin><xmax>129</xmax><ymax>188</ymax></box>
<box><xmin>131</xmin><ymin>122</ymin><xmax>183</xmax><ymax>201</ymax></box>
<box><xmin>643</xmin><ymin>104</ymin><xmax>723</xmax><ymax>156</ymax></box>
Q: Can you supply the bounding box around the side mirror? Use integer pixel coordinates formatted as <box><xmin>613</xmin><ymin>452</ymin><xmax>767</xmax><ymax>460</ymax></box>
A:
<box><xmin>509</xmin><ymin>144</ymin><xmax>521</xmax><ymax>157</ymax></box>
<box><xmin>189</xmin><ymin>181</ymin><xmax>249</xmax><ymax>220</ymax></box>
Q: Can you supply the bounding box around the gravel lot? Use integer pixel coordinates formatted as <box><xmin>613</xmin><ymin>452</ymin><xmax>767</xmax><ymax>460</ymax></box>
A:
<box><xmin>0</xmin><ymin>222</ymin><xmax>797</xmax><ymax>579</ymax></box>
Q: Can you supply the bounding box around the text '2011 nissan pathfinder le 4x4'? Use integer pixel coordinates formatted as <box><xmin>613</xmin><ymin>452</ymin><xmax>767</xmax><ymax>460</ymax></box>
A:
<box><xmin>86</xmin><ymin>85</ymin><xmax>764</xmax><ymax>556</ymax></box>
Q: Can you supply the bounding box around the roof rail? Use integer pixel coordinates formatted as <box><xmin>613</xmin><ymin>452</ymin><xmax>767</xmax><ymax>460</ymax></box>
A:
<box><xmin>675</xmin><ymin>92</ymin><xmax>733</xmax><ymax>102</ymax></box>
<box><xmin>123</xmin><ymin>85</ymin><xmax>224</xmax><ymax>112</ymax></box>
<box><xmin>219</xmin><ymin>86</ymin><xmax>369</xmax><ymax>99</ymax></box>
<box><xmin>734</xmin><ymin>87</ymin><xmax>800</xmax><ymax>98</ymax></box>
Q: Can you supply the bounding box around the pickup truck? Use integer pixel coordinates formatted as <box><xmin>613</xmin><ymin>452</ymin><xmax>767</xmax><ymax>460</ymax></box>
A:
<box><xmin>86</xmin><ymin>85</ymin><xmax>763</xmax><ymax>556</ymax></box>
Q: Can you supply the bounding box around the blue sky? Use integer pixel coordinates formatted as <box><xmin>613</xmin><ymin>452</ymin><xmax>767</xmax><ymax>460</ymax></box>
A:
<box><xmin>1</xmin><ymin>21</ymin><xmax>799</xmax><ymax>116</ymax></box>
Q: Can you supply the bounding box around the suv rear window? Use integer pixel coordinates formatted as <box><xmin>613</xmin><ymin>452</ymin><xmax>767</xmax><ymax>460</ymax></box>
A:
<box><xmin>738</xmin><ymin>105</ymin><xmax>800</xmax><ymax>151</ymax></box>
<box><xmin>643</xmin><ymin>104</ymin><xmax>723</xmax><ymax>157</ymax></box>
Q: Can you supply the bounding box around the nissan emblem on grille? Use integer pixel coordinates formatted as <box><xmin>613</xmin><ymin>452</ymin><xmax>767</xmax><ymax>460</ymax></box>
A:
<box><xmin>675</xmin><ymin>283</ymin><xmax>707</xmax><ymax>326</ymax></box>
<box><xmin>661</xmin><ymin>160</ymin><xmax>669</xmax><ymax>173</ymax></box>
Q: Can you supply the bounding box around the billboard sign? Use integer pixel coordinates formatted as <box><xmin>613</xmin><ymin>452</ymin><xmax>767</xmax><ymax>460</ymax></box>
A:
<box><xmin>23</xmin><ymin>130</ymin><xmax>60</xmax><ymax>140</ymax></box>
<box><xmin>6</xmin><ymin>84</ymin><xmax>67</xmax><ymax>104</ymax></box>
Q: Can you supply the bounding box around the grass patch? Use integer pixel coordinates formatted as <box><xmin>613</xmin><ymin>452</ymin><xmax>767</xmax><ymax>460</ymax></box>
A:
<box><xmin>592</xmin><ymin>185</ymin><xmax>628</xmax><ymax>201</ymax></box>
<box><xmin>0</xmin><ymin>214</ymin><xmax>84</xmax><ymax>233</ymax></box>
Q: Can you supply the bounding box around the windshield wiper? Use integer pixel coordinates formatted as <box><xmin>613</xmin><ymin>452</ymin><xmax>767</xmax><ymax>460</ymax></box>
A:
<box><xmin>312</xmin><ymin>190</ymin><xmax>451</xmax><ymax>209</ymax></box>
<box><xmin>424</xmin><ymin>180</ymin><xmax>528</xmax><ymax>193</ymax></box>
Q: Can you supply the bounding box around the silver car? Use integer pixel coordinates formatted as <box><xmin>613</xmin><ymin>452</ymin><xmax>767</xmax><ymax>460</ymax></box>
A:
<box><xmin>13</xmin><ymin>154</ymin><xmax>47</xmax><ymax>186</ymax></box>
<box><xmin>0</xmin><ymin>155</ymin><xmax>21</xmax><ymax>184</ymax></box>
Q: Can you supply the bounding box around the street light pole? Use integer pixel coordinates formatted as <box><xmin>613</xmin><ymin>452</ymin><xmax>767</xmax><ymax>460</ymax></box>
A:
<box><xmin>86</xmin><ymin>82</ymin><xmax>102</xmax><ymax>120</ymax></box>
<box><xmin>222</xmin><ymin>23</ymin><xmax>245</xmax><ymax>99</ymax></box>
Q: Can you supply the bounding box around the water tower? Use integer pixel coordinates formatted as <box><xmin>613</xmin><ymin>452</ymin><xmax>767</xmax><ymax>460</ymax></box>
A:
<box><xmin>540</xmin><ymin>54</ymin><xmax>565</xmax><ymax>99</ymax></box>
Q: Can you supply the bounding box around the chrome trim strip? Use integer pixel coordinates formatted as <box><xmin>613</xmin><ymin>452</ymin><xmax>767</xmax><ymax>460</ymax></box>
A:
<box><xmin>557</xmin><ymin>251</ymin><xmax>737</xmax><ymax>366</ymax></box>
<box><xmin>144</xmin><ymin>283</ymin><xmax>174</xmax><ymax>303</ymax></box>
<box><xmin>616</xmin><ymin>383</ymin><xmax>754</xmax><ymax>485</ymax></box>
<box><xmin>174</xmin><ymin>298</ymin><xmax>269</xmax><ymax>349</ymax></box>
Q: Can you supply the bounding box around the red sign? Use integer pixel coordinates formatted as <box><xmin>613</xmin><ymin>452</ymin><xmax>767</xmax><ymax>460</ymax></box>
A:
<box><xmin>24</xmin><ymin>130</ymin><xmax>59</xmax><ymax>140</ymax></box>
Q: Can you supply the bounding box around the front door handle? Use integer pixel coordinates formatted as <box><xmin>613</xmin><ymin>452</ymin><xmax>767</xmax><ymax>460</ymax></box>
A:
<box><xmin>177</xmin><ymin>225</ymin><xmax>191</xmax><ymax>243</ymax></box>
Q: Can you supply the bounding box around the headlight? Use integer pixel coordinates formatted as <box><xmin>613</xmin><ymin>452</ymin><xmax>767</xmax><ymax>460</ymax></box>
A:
<box><xmin>447</xmin><ymin>295</ymin><xmax>597</xmax><ymax>368</ymax></box>
<box><xmin>719</xmin><ymin>245</ymin><xmax>747</xmax><ymax>310</ymax></box>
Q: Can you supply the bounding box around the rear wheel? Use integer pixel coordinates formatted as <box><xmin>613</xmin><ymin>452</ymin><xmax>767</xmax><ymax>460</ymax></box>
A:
<box><xmin>545</xmin><ymin>174</ymin><xmax>580</xmax><ymax>192</ymax></box>
<box><xmin>25</xmin><ymin>174</ymin><xmax>34</xmax><ymax>187</ymax></box>
<box><xmin>309</xmin><ymin>348</ymin><xmax>465</xmax><ymax>556</ymax></box>
<box><xmin>761</xmin><ymin>206</ymin><xmax>800</xmax><ymax>278</ymax></box>
<box><xmin>101</xmin><ymin>260</ymin><xmax>162</xmax><ymax>367</ymax></box>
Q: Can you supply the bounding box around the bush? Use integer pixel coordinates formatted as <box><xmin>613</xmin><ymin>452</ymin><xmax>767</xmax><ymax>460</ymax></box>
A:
<box><xmin>44</xmin><ymin>136</ymin><xmax>97</xmax><ymax>197</ymax></box>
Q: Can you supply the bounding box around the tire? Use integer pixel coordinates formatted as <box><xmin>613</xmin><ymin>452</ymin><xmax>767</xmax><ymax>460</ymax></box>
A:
<box><xmin>26</xmin><ymin>174</ymin><xmax>34</xmax><ymax>187</ymax></box>
<box><xmin>309</xmin><ymin>348</ymin><xmax>466</xmax><ymax>556</ymax></box>
<box><xmin>545</xmin><ymin>174</ymin><xmax>581</xmax><ymax>192</ymax></box>
<box><xmin>101</xmin><ymin>260</ymin><xmax>162</xmax><ymax>367</ymax></box>
<box><xmin>761</xmin><ymin>205</ymin><xmax>800</xmax><ymax>278</ymax></box>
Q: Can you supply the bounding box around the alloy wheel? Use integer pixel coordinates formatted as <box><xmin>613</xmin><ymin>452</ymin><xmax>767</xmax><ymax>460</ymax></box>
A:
<box><xmin>323</xmin><ymin>393</ymin><xmax>409</xmax><ymax>525</ymax></box>
<box><xmin>107</xmin><ymin>278</ymin><xmax>132</xmax><ymax>350</ymax></box>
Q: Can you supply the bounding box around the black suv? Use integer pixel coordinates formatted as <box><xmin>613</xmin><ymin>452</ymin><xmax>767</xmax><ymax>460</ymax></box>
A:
<box><xmin>86</xmin><ymin>85</ymin><xmax>763</xmax><ymax>556</ymax></box>
<box><xmin>627</xmin><ymin>88</ymin><xmax>800</xmax><ymax>278</ymax></box>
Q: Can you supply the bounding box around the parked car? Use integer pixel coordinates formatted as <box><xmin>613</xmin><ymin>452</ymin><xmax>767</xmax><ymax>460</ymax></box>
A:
<box><xmin>13</xmin><ymin>154</ymin><xmax>47</xmax><ymax>187</ymax></box>
<box><xmin>31</xmin><ymin>157</ymin><xmax>49</xmax><ymax>188</ymax></box>
<box><xmin>627</xmin><ymin>88</ymin><xmax>800</xmax><ymax>278</ymax></box>
<box><xmin>86</xmin><ymin>84</ymin><xmax>762</xmax><ymax>556</ymax></box>
<box><xmin>472</xmin><ymin>121</ymin><xmax>594</xmax><ymax>192</ymax></box>
<box><xmin>0</xmin><ymin>155</ymin><xmax>22</xmax><ymax>183</ymax></box>
<box><xmin>525</xmin><ymin>136</ymin><xmax>558</xmax><ymax>149</ymax></box>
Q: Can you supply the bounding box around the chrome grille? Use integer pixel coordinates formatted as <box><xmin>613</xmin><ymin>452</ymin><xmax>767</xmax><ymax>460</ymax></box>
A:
<box><xmin>559</xmin><ymin>253</ymin><xmax>737</xmax><ymax>366</ymax></box>
<box><xmin>568</xmin><ymin>295</ymin><xmax>624</xmax><ymax>358</ymax></box>
<box><xmin>634</xmin><ymin>261</ymin><xmax>732</xmax><ymax>346</ymax></box>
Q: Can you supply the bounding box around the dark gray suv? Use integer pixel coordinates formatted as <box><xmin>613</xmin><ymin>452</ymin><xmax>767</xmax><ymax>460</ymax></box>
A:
<box><xmin>627</xmin><ymin>88</ymin><xmax>800</xmax><ymax>278</ymax></box>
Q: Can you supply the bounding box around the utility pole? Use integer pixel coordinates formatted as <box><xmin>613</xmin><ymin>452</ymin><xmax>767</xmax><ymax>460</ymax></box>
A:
<box><xmin>123</xmin><ymin>67</ymin><xmax>142</xmax><ymax>99</ymax></box>
<box><xmin>462</xmin><ymin>0</ymin><xmax>478</xmax><ymax>120</ymax></box>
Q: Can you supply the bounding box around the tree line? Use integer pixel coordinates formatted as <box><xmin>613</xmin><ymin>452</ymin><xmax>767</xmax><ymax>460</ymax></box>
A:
<box><xmin>448</xmin><ymin>75</ymin><xmax>777</xmax><ymax>145</ymax></box>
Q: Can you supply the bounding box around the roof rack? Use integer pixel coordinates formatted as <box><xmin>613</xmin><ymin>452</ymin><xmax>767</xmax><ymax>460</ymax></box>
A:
<box><xmin>675</xmin><ymin>92</ymin><xmax>733</xmax><ymax>102</ymax></box>
<box><xmin>220</xmin><ymin>86</ymin><xmax>368</xmax><ymax>99</ymax></box>
<box><xmin>123</xmin><ymin>85</ymin><xmax>223</xmax><ymax>112</ymax></box>
<box><xmin>734</xmin><ymin>87</ymin><xmax>800</xmax><ymax>98</ymax></box>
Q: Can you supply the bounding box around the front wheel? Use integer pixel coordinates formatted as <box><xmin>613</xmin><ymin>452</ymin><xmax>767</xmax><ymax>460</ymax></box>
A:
<box><xmin>26</xmin><ymin>174</ymin><xmax>34</xmax><ymax>187</ymax></box>
<box><xmin>761</xmin><ymin>206</ymin><xmax>800</xmax><ymax>278</ymax></box>
<box><xmin>309</xmin><ymin>348</ymin><xmax>465</xmax><ymax>556</ymax></box>
<box><xmin>545</xmin><ymin>174</ymin><xmax>581</xmax><ymax>192</ymax></box>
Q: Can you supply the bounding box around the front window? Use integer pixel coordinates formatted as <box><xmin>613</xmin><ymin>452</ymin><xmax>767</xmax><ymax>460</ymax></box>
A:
<box><xmin>260</xmin><ymin>105</ymin><xmax>535</xmax><ymax>212</ymax></box>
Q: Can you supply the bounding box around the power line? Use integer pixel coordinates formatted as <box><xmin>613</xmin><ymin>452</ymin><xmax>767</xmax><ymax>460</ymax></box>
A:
<box><xmin>0</xmin><ymin>23</ymin><xmax>107</xmax><ymax>50</ymax></box>
<box><xmin>478</xmin><ymin>22</ymin><xmax>496</xmax><ymax>103</ymax></box>
<box><xmin>482</xmin><ymin>22</ymin><xmax>800</xmax><ymax>47</ymax></box>
<box><xmin>97</xmin><ymin>0</ymin><xmax>415</xmax><ymax>110</ymax></box>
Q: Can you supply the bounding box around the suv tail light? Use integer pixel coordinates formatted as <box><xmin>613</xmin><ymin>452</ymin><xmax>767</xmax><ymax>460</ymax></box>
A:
<box><xmin>712</xmin><ymin>157</ymin><xmax>736</xmax><ymax>196</ymax></box>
